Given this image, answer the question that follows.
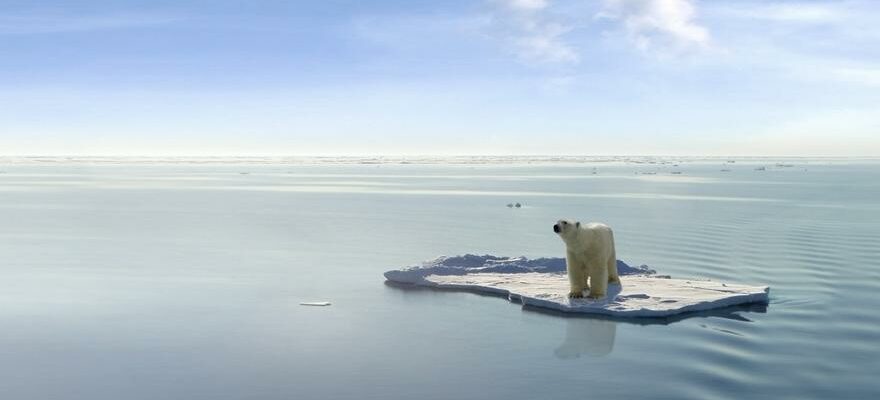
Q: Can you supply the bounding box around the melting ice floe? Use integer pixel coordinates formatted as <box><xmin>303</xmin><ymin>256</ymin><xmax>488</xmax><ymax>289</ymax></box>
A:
<box><xmin>384</xmin><ymin>255</ymin><xmax>769</xmax><ymax>318</ymax></box>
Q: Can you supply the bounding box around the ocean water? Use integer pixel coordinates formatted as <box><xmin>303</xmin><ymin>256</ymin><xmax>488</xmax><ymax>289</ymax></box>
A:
<box><xmin>1</xmin><ymin>158</ymin><xmax>878</xmax><ymax>399</ymax></box>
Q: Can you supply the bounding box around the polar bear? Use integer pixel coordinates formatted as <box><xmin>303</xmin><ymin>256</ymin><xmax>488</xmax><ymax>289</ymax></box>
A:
<box><xmin>553</xmin><ymin>219</ymin><xmax>620</xmax><ymax>299</ymax></box>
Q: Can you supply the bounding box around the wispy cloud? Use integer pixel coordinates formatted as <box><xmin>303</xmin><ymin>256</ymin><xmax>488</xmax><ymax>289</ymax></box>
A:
<box><xmin>352</xmin><ymin>13</ymin><xmax>490</xmax><ymax>51</ymax></box>
<box><xmin>704</xmin><ymin>1</ymin><xmax>880</xmax><ymax>88</ymax></box>
<box><xmin>505</xmin><ymin>0</ymin><xmax>549</xmax><ymax>12</ymax></box>
<box><xmin>596</xmin><ymin>0</ymin><xmax>710</xmax><ymax>54</ymax></box>
<box><xmin>0</xmin><ymin>12</ymin><xmax>179</xmax><ymax>35</ymax></box>
<box><xmin>716</xmin><ymin>2</ymin><xmax>845</xmax><ymax>23</ymax></box>
<box><xmin>746</xmin><ymin>108</ymin><xmax>880</xmax><ymax>155</ymax></box>
<box><xmin>492</xmin><ymin>0</ymin><xmax>579</xmax><ymax>64</ymax></box>
<box><xmin>830</xmin><ymin>66</ymin><xmax>880</xmax><ymax>87</ymax></box>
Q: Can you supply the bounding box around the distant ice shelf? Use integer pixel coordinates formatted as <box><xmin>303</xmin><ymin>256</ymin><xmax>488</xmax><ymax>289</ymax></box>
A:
<box><xmin>384</xmin><ymin>255</ymin><xmax>769</xmax><ymax>318</ymax></box>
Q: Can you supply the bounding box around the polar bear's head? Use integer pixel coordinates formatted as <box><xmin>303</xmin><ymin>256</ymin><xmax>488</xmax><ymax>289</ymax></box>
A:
<box><xmin>553</xmin><ymin>219</ymin><xmax>580</xmax><ymax>239</ymax></box>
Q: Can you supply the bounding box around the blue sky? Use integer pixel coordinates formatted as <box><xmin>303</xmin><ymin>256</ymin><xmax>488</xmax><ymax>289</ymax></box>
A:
<box><xmin>1</xmin><ymin>0</ymin><xmax>878</xmax><ymax>156</ymax></box>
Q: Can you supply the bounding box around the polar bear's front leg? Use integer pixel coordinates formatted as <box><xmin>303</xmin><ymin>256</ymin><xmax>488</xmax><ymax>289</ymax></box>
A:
<box><xmin>566</xmin><ymin>251</ymin><xmax>587</xmax><ymax>298</ymax></box>
<box><xmin>587</xmin><ymin>262</ymin><xmax>608</xmax><ymax>299</ymax></box>
<box><xmin>582</xmin><ymin>269</ymin><xmax>591</xmax><ymax>293</ymax></box>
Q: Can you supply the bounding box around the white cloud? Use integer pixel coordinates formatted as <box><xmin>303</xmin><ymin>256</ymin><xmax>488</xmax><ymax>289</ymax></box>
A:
<box><xmin>492</xmin><ymin>0</ymin><xmax>579</xmax><ymax>64</ymax></box>
<box><xmin>597</xmin><ymin>0</ymin><xmax>710</xmax><ymax>54</ymax></box>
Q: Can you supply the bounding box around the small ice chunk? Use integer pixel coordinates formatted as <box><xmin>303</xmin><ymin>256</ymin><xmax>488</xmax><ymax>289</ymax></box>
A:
<box><xmin>300</xmin><ymin>302</ymin><xmax>331</xmax><ymax>306</ymax></box>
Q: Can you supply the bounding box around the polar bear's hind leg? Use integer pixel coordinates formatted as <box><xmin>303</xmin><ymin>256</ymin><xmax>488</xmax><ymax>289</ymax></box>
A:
<box><xmin>607</xmin><ymin>230</ymin><xmax>620</xmax><ymax>284</ymax></box>
<box><xmin>607</xmin><ymin>254</ymin><xmax>620</xmax><ymax>284</ymax></box>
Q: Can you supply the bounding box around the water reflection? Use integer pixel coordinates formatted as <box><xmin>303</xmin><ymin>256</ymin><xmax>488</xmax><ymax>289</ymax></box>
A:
<box><xmin>554</xmin><ymin>318</ymin><xmax>617</xmax><ymax>359</ymax></box>
<box><xmin>547</xmin><ymin>303</ymin><xmax>768</xmax><ymax>359</ymax></box>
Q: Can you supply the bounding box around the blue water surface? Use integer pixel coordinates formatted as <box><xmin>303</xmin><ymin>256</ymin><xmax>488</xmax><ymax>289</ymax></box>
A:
<box><xmin>0</xmin><ymin>159</ymin><xmax>878</xmax><ymax>399</ymax></box>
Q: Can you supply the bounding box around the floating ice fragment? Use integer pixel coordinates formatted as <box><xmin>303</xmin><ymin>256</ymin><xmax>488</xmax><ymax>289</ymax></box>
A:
<box><xmin>384</xmin><ymin>255</ymin><xmax>768</xmax><ymax>318</ymax></box>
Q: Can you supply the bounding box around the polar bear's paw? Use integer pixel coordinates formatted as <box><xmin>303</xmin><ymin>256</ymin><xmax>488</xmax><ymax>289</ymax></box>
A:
<box><xmin>568</xmin><ymin>291</ymin><xmax>584</xmax><ymax>299</ymax></box>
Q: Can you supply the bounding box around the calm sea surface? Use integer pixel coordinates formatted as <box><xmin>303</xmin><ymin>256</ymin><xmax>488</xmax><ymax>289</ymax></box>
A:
<box><xmin>1</xmin><ymin>159</ymin><xmax>878</xmax><ymax>399</ymax></box>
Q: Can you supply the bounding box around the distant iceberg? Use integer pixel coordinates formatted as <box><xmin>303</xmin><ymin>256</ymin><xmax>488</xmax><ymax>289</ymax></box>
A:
<box><xmin>384</xmin><ymin>255</ymin><xmax>768</xmax><ymax>318</ymax></box>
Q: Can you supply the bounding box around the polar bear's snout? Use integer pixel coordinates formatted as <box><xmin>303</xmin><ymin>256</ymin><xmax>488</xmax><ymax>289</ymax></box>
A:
<box><xmin>554</xmin><ymin>219</ymin><xmax>576</xmax><ymax>235</ymax></box>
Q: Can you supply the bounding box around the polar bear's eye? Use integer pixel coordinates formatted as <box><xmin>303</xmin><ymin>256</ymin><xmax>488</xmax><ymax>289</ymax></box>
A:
<box><xmin>562</xmin><ymin>221</ymin><xmax>568</xmax><ymax>225</ymax></box>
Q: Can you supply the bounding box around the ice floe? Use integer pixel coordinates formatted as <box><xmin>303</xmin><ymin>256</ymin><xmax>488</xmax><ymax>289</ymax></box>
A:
<box><xmin>384</xmin><ymin>255</ymin><xmax>769</xmax><ymax>318</ymax></box>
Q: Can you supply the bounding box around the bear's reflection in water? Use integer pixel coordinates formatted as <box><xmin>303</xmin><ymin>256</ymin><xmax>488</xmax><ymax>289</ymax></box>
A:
<box><xmin>554</xmin><ymin>318</ymin><xmax>617</xmax><ymax>359</ymax></box>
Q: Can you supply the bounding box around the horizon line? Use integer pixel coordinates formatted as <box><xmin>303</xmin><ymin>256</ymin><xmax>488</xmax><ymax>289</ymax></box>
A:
<box><xmin>3</xmin><ymin>154</ymin><xmax>879</xmax><ymax>159</ymax></box>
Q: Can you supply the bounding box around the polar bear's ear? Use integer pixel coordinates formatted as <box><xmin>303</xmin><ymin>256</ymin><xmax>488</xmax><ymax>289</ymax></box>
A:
<box><xmin>576</xmin><ymin>221</ymin><xmax>580</xmax><ymax>228</ymax></box>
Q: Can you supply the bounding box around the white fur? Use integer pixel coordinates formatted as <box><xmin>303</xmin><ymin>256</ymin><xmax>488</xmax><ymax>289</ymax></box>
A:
<box><xmin>554</xmin><ymin>220</ymin><xmax>620</xmax><ymax>299</ymax></box>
